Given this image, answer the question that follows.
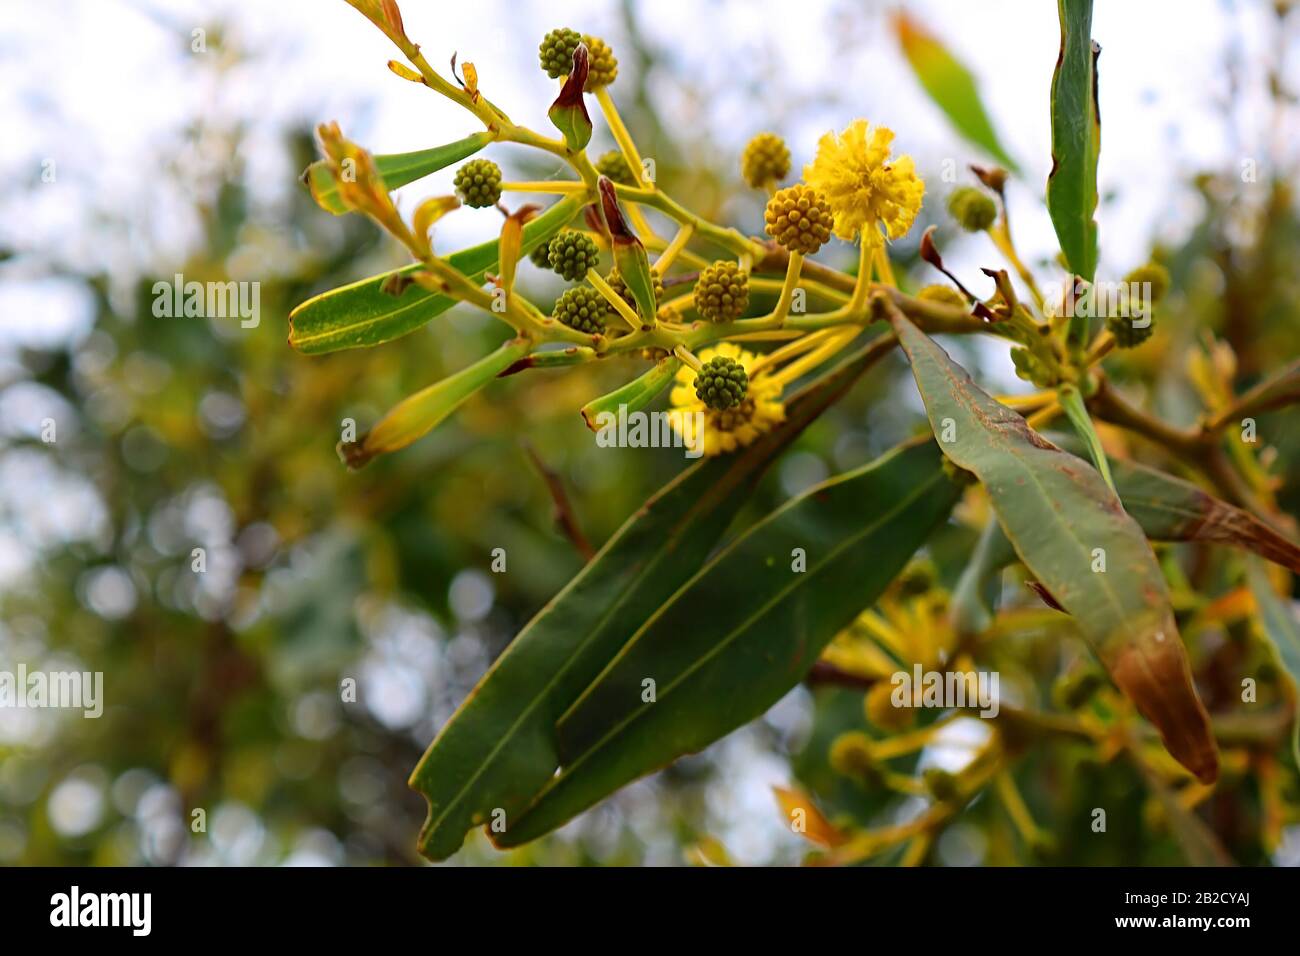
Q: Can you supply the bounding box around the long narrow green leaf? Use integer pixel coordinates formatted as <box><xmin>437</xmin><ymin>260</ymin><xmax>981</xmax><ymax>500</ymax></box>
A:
<box><xmin>409</xmin><ymin>336</ymin><xmax>897</xmax><ymax>861</ymax></box>
<box><xmin>887</xmin><ymin>309</ymin><xmax>1219</xmax><ymax>783</ymax></box>
<box><xmin>1047</xmin><ymin>0</ymin><xmax>1100</xmax><ymax>298</ymax></box>
<box><xmin>497</xmin><ymin>438</ymin><xmax>960</xmax><ymax>847</ymax></box>
<box><xmin>893</xmin><ymin>12</ymin><xmax>1019</xmax><ymax>172</ymax></box>
<box><xmin>303</xmin><ymin>131</ymin><xmax>493</xmax><ymax>215</ymax></box>
<box><xmin>289</xmin><ymin>195</ymin><xmax>581</xmax><ymax>354</ymax></box>
<box><xmin>1049</xmin><ymin>433</ymin><xmax>1300</xmax><ymax>573</ymax></box>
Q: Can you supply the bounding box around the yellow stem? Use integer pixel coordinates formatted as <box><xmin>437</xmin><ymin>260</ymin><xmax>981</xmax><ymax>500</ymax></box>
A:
<box><xmin>673</xmin><ymin>344</ymin><xmax>704</xmax><ymax>373</ymax></box>
<box><xmin>872</xmin><ymin>240</ymin><xmax>896</xmax><ymax>288</ymax></box>
<box><xmin>500</xmin><ymin>181</ymin><xmax>588</xmax><ymax>195</ymax></box>
<box><xmin>1026</xmin><ymin>401</ymin><xmax>1063</xmax><ymax>431</ymax></box>
<box><xmin>749</xmin><ymin>327</ymin><xmax>839</xmax><ymax>377</ymax></box>
<box><xmin>595</xmin><ymin>87</ymin><xmax>648</xmax><ymax>189</ymax></box>
<box><xmin>769</xmin><ymin>327</ymin><xmax>858</xmax><ymax>387</ymax></box>
<box><xmin>586</xmin><ymin>268</ymin><xmax>642</xmax><ymax>331</ymax></box>
<box><xmin>653</xmin><ymin>224</ymin><xmax>695</xmax><ymax>273</ymax></box>
<box><xmin>994</xmin><ymin>771</ymin><xmax>1043</xmax><ymax>846</ymax></box>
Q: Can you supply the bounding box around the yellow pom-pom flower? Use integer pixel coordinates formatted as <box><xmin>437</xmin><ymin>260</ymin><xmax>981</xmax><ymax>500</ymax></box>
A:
<box><xmin>668</xmin><ymin>343</ymin><xmax>785</xmax><ymax>456</ymax></box>
<box><xmin>803</xmin><ymin>119</ymin><xmax>925</xmax><ymax>244</ymax></box>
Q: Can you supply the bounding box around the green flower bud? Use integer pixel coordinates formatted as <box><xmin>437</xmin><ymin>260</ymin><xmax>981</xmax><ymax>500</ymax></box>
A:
<box><xmin>695</xmin><ymin>260</ymin><xmax>750</xmax><ymax>322</ymax></box>
<box><xmin>553</xmin><ymin>286</ymin><xmax>612</xmax><ymax>335</ymax></box>
<box><xmin>1107</xmin><ymin>312</ymin><xmax>1155</xmax><ymax>348</ymax></box>
<box><xmin>528</xmin><ymin>239</ymin><xmax>554</xmax><ymax>268</ymax></box>
<box><xmin>453</xmin><ymin>158</ymin><xmax>502</xmax><ymax>208</ymax></box>
<box><xmin>764</xmin><ymin>184</ymin><xmax>833</xmax><ymax>255</ymax></box>
<box><xmin>606</xmin><ymin>265</ymin><xmax>664</xmax><ymax>313</ymax></box>
<box><xmin>947</xmin><ymin>186</ymin><xmax>997</xmax><ymax>232</ymax></box>
<box><xmin>1123</xmin><ymin>262</ymin><xmax>1171</xmax><ymax>303</ymax></box>
<box><xmin>741</xmin><ymin>132</ymin><xmax>791</xmax><ymax>189</ymax></box>
<box><xmin>539</xmin><ymin>27</ymin><xmax>582</xmax><ymax>79</ymax></box>
<box><xmin>1010</xmin><ymin>346</ymin><xmax>1054</xmax><ymax>387</ymax></box>
<box><xmin>547</xmin><ymin>230</ymin><xmax>601</xmax><ymax>281</ymax></box>
<box><xmin>595</xmin><ymin>150</ymin><xmax>636</xmax><ymax>187</ymax></box>
<box><xmin>694</xmin><ymin>355</ymin><xmax>748</xmax><ymax>410</ymax></box>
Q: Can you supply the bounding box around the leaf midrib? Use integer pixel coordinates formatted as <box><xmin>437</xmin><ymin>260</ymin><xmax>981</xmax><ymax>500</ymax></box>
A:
<box><xmin>924</xmin><ymin>346</ymin><xmax>1133</xmax><ymax>638</ymax></box>
<box><xmin>550</xmin><ymin>465</ymin><xmax>945</xmax><ymax>787</ymax></box>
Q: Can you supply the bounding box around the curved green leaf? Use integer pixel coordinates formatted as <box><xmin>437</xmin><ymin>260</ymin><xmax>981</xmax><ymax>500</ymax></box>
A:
<box><xmin>497</xmin><ymin>438</ymin><xmax>960</xmax><ymax>847</ymax></box>
<box><xmin>339</xmin><ymin>338</ymin><xmax>529</xmax><ymax>469</ymax></box>
<box><xmin>303</xmin><ymin>131</ymin><xmax>493</xmax><ymax>215</ymax></box>
<box><xmin>1047</xmin><ymin>0</ymin><xmax>1100</xmax><ymax>299</ymax></box>
<box><xmin>579</xmin><ymin>358</ymin><xmax>681</xmax><ymax>432</ymax></box>
<box><xmin>1049</xmin><ymin>432</ymin><xmax>1300</xmax><ymax>573</ymax></box>
<box><xmin>893</xmin><ymin>12</ymin><xmax>1019</xmax><ymax>173</ymax></box>
<box><xmin>289</xmin><ymin>195</ymin><xmax>582</xmax><ymax>355</ymax></box>
<box><xmin>409</xmin><ymin>336</ymin><xmax>897</xmax><ymax>861</ymax></box>
<box><xmin>887</xmin><ymin>308</ymin><xmax>1219</xmax><ymax>783</ymax></box>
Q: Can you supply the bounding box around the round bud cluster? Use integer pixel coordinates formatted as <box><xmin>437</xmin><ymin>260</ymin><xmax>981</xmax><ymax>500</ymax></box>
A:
<box><xmin>582</xmin><ymin>35</ymin><xmax>618</xmax><ymax>90</ymax></box>
<box><xmin>1106</xmin><ymin>313</ymin><xmax>1155</xmax><ymax>348</ymax></box>
<box><xmin>741</xmin><ymin>132</ymin><xmax>791</xmax><ymax>189</ymax></box>
<box><xmin>606</xmin><ymin>266</ymin><xmax>664</xmax><ymax>314</ymax></box>
<box><xmin>528</xmin><ymin>240</ymin><xmax>554</xmax><ymax>269</ymax></box>
<box><xmin>1123</xmin><ymin>262</ymin><xmax>1171</xmax><ymax>303</ymax></box>
<box><xmin>547</xmin><ymin>230</ymin><xmax>600</xmax><ymax>281</ymax></box>
<box><xmin>595</xmin><ymin>150</ymin><xmax>636</xmax><ymax>187</ymax></box>
<box><xmin>538</xmin><ymin>28</ymin><xmax>582</xmax><ymax>79</ymax></box>
<box><xmin>695</xmin><ymin>260</ymin><xmax>750</xmax><ymax>322</ymax></box>
<box><xmin>946</xmin><ymin>186</ymin><xmax>997</xmax><ymax>232</ymax></box>
<box><xmin>764</xmin><ymin>184</ymin><xmax>833</xmax><ymax>255</ymax></box>
<box><xmin>453</xmin><ymin>159</ymin><xmax>502</xmax><ymax>208</ymax></box>
<box><xmin>1010</xmin><ymin>347</ymin><xmax>1054</xmax><ymax>388</ymax></box>
<box><xmin>694</xmin><ymin>355</ymin><xmax>748</xmax><ymax>411</ymax></box>
<box><xmin>553</xmin><ymin>286</ymin><xmax>612</xmax><ymax>335</ymax></box>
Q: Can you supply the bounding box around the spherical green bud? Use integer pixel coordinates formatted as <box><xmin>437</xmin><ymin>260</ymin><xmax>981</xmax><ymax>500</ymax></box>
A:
<box><xmin>528</xmin><ymin>239</ymin><xmax>554</xmax><ymax>269</ymax></box>
<box><xmin>1010</xmin><ymin>346</ymin><xmax>1054</xmax><ymax>387</ymax></box>
<box><xmin>1107</xmin><ymin>312</ymin><xmax>1155</xmax><ymax>348</ymax></box>
<box><xmin>582</xmin><ymin>34</ymin><xmax>618</xmax><ymax>90</ymax></box>
<box><xmin>539</xmin><ymin>27</ymin><xmax>582</xmax><ymax>79</ymax></box>
<box><xmin>764</xmin><ymin>184</ymin><xmax>833</xmax><ymax>255</ymax></box>
<box><xmin>741</xmin><ymin>132</ymin><xmax>791</xmax><ymax>189</ymax></box>
<box><xmin>606</xmin><ymin>266</ymin><xmax>664</xmax><ymax>313</ymax></box>
<box><xmin>695</xmin><ymin>260</ymin><xmax>750</xmax><ymax>322</ymax></box>
<box><xmin>946</xmin><ymin>186</ymin><xmax>997</xmax><ymax>232</ymax></box>
<box><xmin>694</xmin><ymin>355</ymin><xmax>748</xmax><ymax>410</ymax></box>
<box><xmin>453</xmin><ymin>158</ymin><xmax>502</xmax><ymax>208</ymax></box>
<box><xmin>546</xmin><ymin>230</ymin><xmax>601</xmax><ymax>282</ymax></box>
<box><xmin>917</xmin><ymin>285</ymin><xmax>968</xmax><ymax>310</ymax></box>
<box><xmin>553</xmin><ymin>286</ymin><xmax>612</xmax><ymax>335</ymax></box>
<box><xmin>595</xmin><ymin>150</ymin><xmax>636</xmax><ymax>187</ymax></box>
<box><xmin>1123</xmin><ymin>262</ymin><xmax>1171</xmax><ymax>303</ymax></box>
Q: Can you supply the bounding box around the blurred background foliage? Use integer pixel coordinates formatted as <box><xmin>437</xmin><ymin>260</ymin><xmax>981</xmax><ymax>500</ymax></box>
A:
<box><xmin>1</xmin><ymin>0</ymin><xmax>1298</xmax><ymax>866</ymax></box>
